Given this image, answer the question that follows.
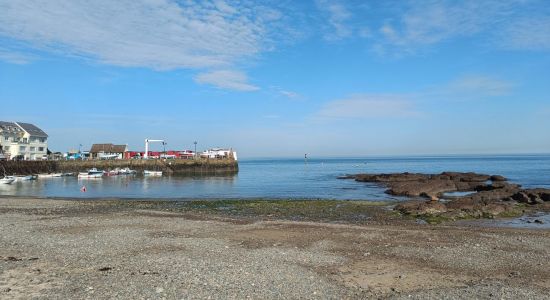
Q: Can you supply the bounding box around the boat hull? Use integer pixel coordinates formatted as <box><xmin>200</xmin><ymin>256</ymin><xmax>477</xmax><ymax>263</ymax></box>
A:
<box><xmin>78</xmin><ymin>173</ymin><xmax>103</xmax><ymax>179</ymax></box>
<box><xmin>0</xmin><ymin>177</ymin><xmax>15</xmax><ymax>184</ymax></box>
<box><xmin>144</xmin><ymin>170</ymin><xmax>162</xmax><ymax>176</ymax></box>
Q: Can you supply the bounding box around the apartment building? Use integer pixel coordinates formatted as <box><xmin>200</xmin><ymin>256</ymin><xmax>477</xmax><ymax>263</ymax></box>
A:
<box><xmin>0</xmin><ymin>121</ymin><xmax>48</xmax><ymax>160</ymax></box>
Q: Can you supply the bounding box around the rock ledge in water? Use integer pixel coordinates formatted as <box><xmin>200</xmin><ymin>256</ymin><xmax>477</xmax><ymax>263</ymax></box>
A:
<box><xmin>343</xmin><ymin>172</ymin><xmax>550</xmax><ymax>219</ymax></box>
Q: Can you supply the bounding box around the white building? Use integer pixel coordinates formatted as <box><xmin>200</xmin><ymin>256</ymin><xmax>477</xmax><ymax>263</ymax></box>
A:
<box><xmin>0</xmin><ymin>121</ymin><xmax>48</xmax><ymax>160</ymax></box>
<box><xmin>200</xmin><ymin>148</ymin><xmax>237</xmax><ymax>161</ymax></box>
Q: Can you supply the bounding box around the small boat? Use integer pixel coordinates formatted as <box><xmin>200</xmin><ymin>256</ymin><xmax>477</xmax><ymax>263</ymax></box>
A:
<box><xmin>78</xmin><ymin>168</ymin><xmax>104</xmax><ymax>179</ymax></box>
<box><xmin>37</xmin><ymin>173</ymin><xmax>63</xmax><ymax>178</ymax></box>
<box><xmin>13</xmin><ymin>175</ymin><xmax>38</xmax><ymax>182</ymax></box>
<box><xmin>0</xmin><ymin>176</ymin><xmax>15</xmax><ymax>184</ymax></box>
<box><xmin>105</xmin><ymin>169</ymin><xmax>120</xmax><ymax>176</ymax></box>
<box><xmin>119</xmin><ymin>167</ymin><xmax>137</xmax><ymax>175</ymax></box>
<box><xmin>143</xmin><ymin>170</ymin><xmax>162</xmax><ymax>176</ymax></box>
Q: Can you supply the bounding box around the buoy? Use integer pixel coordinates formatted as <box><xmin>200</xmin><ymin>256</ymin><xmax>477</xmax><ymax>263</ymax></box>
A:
<box><xmin>80</xmin><ymin>185</ymin><xmax>87</xmax><ymax>192</ymax></box>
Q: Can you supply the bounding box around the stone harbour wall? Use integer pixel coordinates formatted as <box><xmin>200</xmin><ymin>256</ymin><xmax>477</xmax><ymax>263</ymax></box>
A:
<box><xmin>0</xmin><ymin>158</ymin><xmax>238</xmax><ymax>176</ymax></box>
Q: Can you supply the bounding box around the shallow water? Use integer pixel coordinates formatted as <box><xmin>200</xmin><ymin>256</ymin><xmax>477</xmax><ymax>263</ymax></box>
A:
<box><xmin>0</xmin><ymin>155</ymin><xmax>549</xmax><ymax>200</ymax></box>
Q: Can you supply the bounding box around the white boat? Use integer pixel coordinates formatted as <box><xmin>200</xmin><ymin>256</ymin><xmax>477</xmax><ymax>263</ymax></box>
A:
<box><xmin>78</xmin><ymin>168</ymin><xmax>104</xmax><ymax>179</ymax></box>
<box><xmin>104</xmin><ymin>169</ymin><xmax>120</xmax><ymax>176</ymax></box>
<box><xmin>119</xmin><ymin>167</ymin><xmax>137</xmax><ymax>175</ymax></box>
<box><xmin>37</xmin><ymin>173</ymin><xmax>63</xmax><ymax>178</ymax></box>
<box><xmin>13</xmin><ymin>175</ymin><xmax>38</xmax><ymax>182</ymax></box>
<box><xmin>0</xmin><ymin>176</ymin><xmax>15</xmax><ymax>184</ymax></box>
<box><xmin>143</xmin><ymin>170</ymin><xmax>162</xmax><ymax>176</ymax></box>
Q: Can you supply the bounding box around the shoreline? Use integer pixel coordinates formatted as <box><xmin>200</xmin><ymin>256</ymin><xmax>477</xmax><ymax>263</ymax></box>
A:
<box><xmin>3</xmin><ymin>194</ymin><xmax>549</xmax><ymax>225</ymax></box>
<box><xmin>1</xmin><ymin>197</ymin><xmax>550</xmax><ymax>298</ymax></box>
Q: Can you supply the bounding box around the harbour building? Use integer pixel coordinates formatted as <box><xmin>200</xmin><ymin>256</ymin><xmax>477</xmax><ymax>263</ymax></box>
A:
<box><xmin>0</xmin><ymin>121</ymin><xmax>48</xmax><ymax>160</ymax></box>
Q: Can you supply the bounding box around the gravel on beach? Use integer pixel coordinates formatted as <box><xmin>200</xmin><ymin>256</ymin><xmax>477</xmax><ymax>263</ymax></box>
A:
<box><xmin>1</xmin><ymin>197</ymin><xmax>550</xmax><ymax>299</ymax></box>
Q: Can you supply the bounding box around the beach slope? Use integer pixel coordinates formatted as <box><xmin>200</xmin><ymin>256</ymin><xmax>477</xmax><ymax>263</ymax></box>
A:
<box><xmin>1</xmin><ymin>198</ymin><xmax>550</xmax><ymax>299</ymax></box>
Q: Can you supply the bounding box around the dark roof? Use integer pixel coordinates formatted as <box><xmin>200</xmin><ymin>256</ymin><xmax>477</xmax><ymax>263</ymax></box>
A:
<box><xmin>15</xmin><ymin>122</ymin><xmax>48</xmax><ymax>137</ymax></box>
<box><xmin>0</xmin><ymin>121</ymin><xmax>24</xmax><ymax>133</ymax></box>
<box><xmin>90</xmin><ymin>144</ymin><xmax>128</xmax><ymax>153</ymax></box>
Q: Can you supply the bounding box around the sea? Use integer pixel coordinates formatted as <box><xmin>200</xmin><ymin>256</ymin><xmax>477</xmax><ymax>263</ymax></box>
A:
<box><xmin>1</xmin><ymin>155</ymin><xmax>549</xmax><ymax>201</ymax></box>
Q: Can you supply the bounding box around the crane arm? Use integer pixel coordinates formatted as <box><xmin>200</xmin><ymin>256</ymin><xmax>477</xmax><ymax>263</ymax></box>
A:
<box><xmin>144</xmin><ymin>139</ymin><xmax>165</xmax><ymax>159</ymax></box>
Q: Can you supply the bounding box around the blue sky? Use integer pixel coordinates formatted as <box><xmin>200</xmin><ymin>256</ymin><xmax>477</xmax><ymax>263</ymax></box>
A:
<box><xmin>1</xmin><ymin>0</ymin><xmax>549</xmax><ymax>157</ymax></box>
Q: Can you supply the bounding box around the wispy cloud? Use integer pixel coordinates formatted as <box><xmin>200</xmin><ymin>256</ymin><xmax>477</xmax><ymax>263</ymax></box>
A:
<box><xmin>500</xmin><ymin>17</ymin><xmax>550</xmax><ymax>51</ymax></box>
<box><xmin>313</xmin><ymin>74</ymin><xmax>513</xmax><ymax>121</ymax></box>
<box><xmin>0</xmin><ymin>0</ymin><xmax>276</xmax><ymax>69</ymax></box>
<box><xmin>435</xmin><ymin>75</ymin><xmax>515</xmax><ymax>98</ymax></box>
<box><xmin>315</xmin><ymin>94</ymin><xmax>419</xmax><ymax>120</ymax></box>
<box><xmin>279</xmin><ymin>90</ymin><xmax>300</xmax><ymax>98</ymax></box>
<box><xmin>370</xmin><ymin>0</ymin><xmax>550</xmax><ymax>55</ymax></box>
<box><xmin>315</xmin><ymin>0</ymin><xmax>352</xmax><ymax>40</ymax></box>
<box><xmin>195</xmin><ymin>70</ymin><xmax>259</xmax><ymax>91</ymax></box>
<box><xmin>0</xmin><ymin>47</ymin><xmax>32</xmax><ymax>64</ymax></box>
<box><xmin>374</xmin><ymin>1</ymin><xmax>501</xmax><ymax>54</ymax></box>
<box><xmin>270</xmin><ymin>86</ymin><xmax>303</xmax><ymax>99</ymax></box>
<box><xmin>0</xmin><ymin>0</ymin><xmax>294</xmax><ymax>91</ymax></box>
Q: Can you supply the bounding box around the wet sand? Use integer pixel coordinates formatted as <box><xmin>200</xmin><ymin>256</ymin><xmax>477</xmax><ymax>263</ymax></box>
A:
<box><xmin>1</xmin><ymin>197</ymin><xmax>550</xmax><ymax>299</ymax></box>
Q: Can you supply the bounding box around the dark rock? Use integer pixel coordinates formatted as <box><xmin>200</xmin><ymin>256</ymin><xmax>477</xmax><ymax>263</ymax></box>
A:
<box><xmin>98</xmin><ymin>267</ymin><xmax>112</xmax><ymax>272</ymax></box>
<box><xmin>490</xmin><ymin>175</ymin><xmax>507</xmax><ymax>181</ymax></box>
<box><xmin>534</xmin><ymin>219</ymin><xmax>545</xmax><ymax>224</ymax></box>
<box><xmin>512</xmin><ymin>192</ymin><xmax>530</xmax><ymax>204</ymax></box>
<box><xmin>345</xmin><ymin>172</ymin><xmax>548</xmax><ymax>220</ymax></box>
<box><xmin>509</xmin><ymin>271</ymin><xmax>520</xmax><ymax>277</ymax></box>
<box><xmin>6</xmin><ymin>256</ymin><xmax>22</xmax><ymax>261</ymax></box>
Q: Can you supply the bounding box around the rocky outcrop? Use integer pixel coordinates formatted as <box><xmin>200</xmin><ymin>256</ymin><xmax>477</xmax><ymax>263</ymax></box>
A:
<box><xmin>344</xmin><ymin>171</ymin><xmax>550</xmax><ymax>220</ymax></box>
<box><xmin>352</xmin><ymin>172</ymin><xmax>496</xmax><ymax>200</ymax></box>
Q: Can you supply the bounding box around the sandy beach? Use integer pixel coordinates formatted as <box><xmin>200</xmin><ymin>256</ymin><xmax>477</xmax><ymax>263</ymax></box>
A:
<box><xmin>1</xmin><ymin>197</ymin><xmax>550</xmax><ymax>299</ymax></box>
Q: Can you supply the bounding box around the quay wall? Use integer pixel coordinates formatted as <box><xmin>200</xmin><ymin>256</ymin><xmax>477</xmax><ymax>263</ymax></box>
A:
<box><xmin>0</xmin><ymin>159</ymin><xmax>238</xmax><ymax>176</ymax></box>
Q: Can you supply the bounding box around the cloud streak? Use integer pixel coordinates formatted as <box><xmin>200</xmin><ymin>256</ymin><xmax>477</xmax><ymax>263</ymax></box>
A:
<box><xmin>195</xmin><ymin>70</ymin><xmax>259</xmax><ymax>91</ymax></box>
<box><xmin>0</xmin><ymin>0</ymin><xmax>277</xmax><ymax>70</ymax></box>
<box><xmin>315</xmin><ymin>0</ymin><xmax>352</xmax><ymax>40</ymax></box>
<box><xmin>313</xmin><ymin>74</ymin><xmax>514</xmax><ymax>122</ymax></box>
<box><xmin>434</xmin><ymin>75</ymin><xmax>515</xmax><ymax>98</ymax></box>
<box><xmin>316</xmin><ymin>95</ymin><xmax>419</xmax><ymax>120</ymax></box>
<box><xmin>500</xmin><ymin>17</ymin><xmax>550</xmax><ymax>51</ymax></box>
<box><xmin>368</xmin><ymin>0</ymin><xmax>550</xmax><ymax>55</ymax></box>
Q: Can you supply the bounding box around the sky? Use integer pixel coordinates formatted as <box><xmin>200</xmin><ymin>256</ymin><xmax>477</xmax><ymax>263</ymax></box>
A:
<box><xmin>0</xmin><ymin>0</ymin><xmax>549</xmax><ymax>158</ymax></box>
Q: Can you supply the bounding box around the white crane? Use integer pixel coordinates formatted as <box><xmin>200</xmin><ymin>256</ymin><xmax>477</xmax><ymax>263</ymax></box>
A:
<box><xmin>144</xmin><ymin>139</ymin><xmax>165</xmax><ymax>159</ymax></box>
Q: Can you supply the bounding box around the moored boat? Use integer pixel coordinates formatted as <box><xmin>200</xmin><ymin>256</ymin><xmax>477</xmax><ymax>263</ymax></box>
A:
<box><xmin>13</xmin><ymin>175</ymin><xmax>38</xmax><ymax>182</ymax></box>
<box><xmin>105</xmin><ymin>169</ymin><xmax>120</xmax><ymax>176</ymax></box>
<box><xmin>119</xmin><ymin>167</ymin><xmax>137</xmax><ymax>175</ymax></box>
<box><xmin>78</xmin><ymin>168</ymin><xmax>104</xmax><ymax>179</ymax></box>
<box><xmin>38</xmin><ymin>173</ymin><xmax>63</xmax><ymax>178</ymax></box>
<box><xmin>143</xmin><ymin>170</ymin><xmax>162</xmax><ymax>176</ymax></box>
<box><xmin>0</xmin><ymin>176</ymin><xmax>15</xmax><ymax>184</ymax></box>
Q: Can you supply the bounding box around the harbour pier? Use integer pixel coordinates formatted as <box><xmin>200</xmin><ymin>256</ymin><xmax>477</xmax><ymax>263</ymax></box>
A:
<box><xmin>0</xmin><ymin>158</ymin><xmax>238</xmax><ymax>176</ymax></box>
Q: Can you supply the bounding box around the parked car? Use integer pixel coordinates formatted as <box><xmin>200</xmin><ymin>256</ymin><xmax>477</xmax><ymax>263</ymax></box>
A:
<box><xmin>11</xmin><ymin>154</ymin><xmax>25</xmax><ymax>161</ymax></box>
<box><xmin>0</xmin><ymin>153</ymin><xmax>6</xmax><ymax>161</ymax></box>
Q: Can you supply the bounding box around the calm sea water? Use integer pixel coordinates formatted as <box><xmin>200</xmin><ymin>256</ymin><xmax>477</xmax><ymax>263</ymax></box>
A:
<box><xmin>1</xmin><ymin>155</ymin><xmax>549</xmax><ymax>200</ymax></box>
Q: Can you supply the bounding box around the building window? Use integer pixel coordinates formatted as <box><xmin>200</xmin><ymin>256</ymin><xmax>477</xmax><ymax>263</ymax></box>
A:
<box><xmin>39</xmin><ymin>138</ymin><xmax>46</xmax><ymax>143</ymax></box>
<box><xmin>4</xmin><ymin>136</ymin><xmax>8</xmax><ymax>141</ymax></box>
<box><xmin>4</xmin><ymin>146</ymin><xmax>9</xmax><ymax>151</ymax></box>
<box><xmin>39</xmin><ymin>147</ymin><xmax>44</xmax><ymax>152</ymax></box>
<box><xmin>23</xmin><ymin>138</ymin><xmax>27</xmax><ymax>143</ymax></box>
<box><xmin>20</xmin><ymin>146</ymin><xmax>26</xmax><ymax>151</ymax></box>
<box><xmin>30</xmin><ymin>147</ymin><xmax>36</xmax><ymax>151</ymax></box>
